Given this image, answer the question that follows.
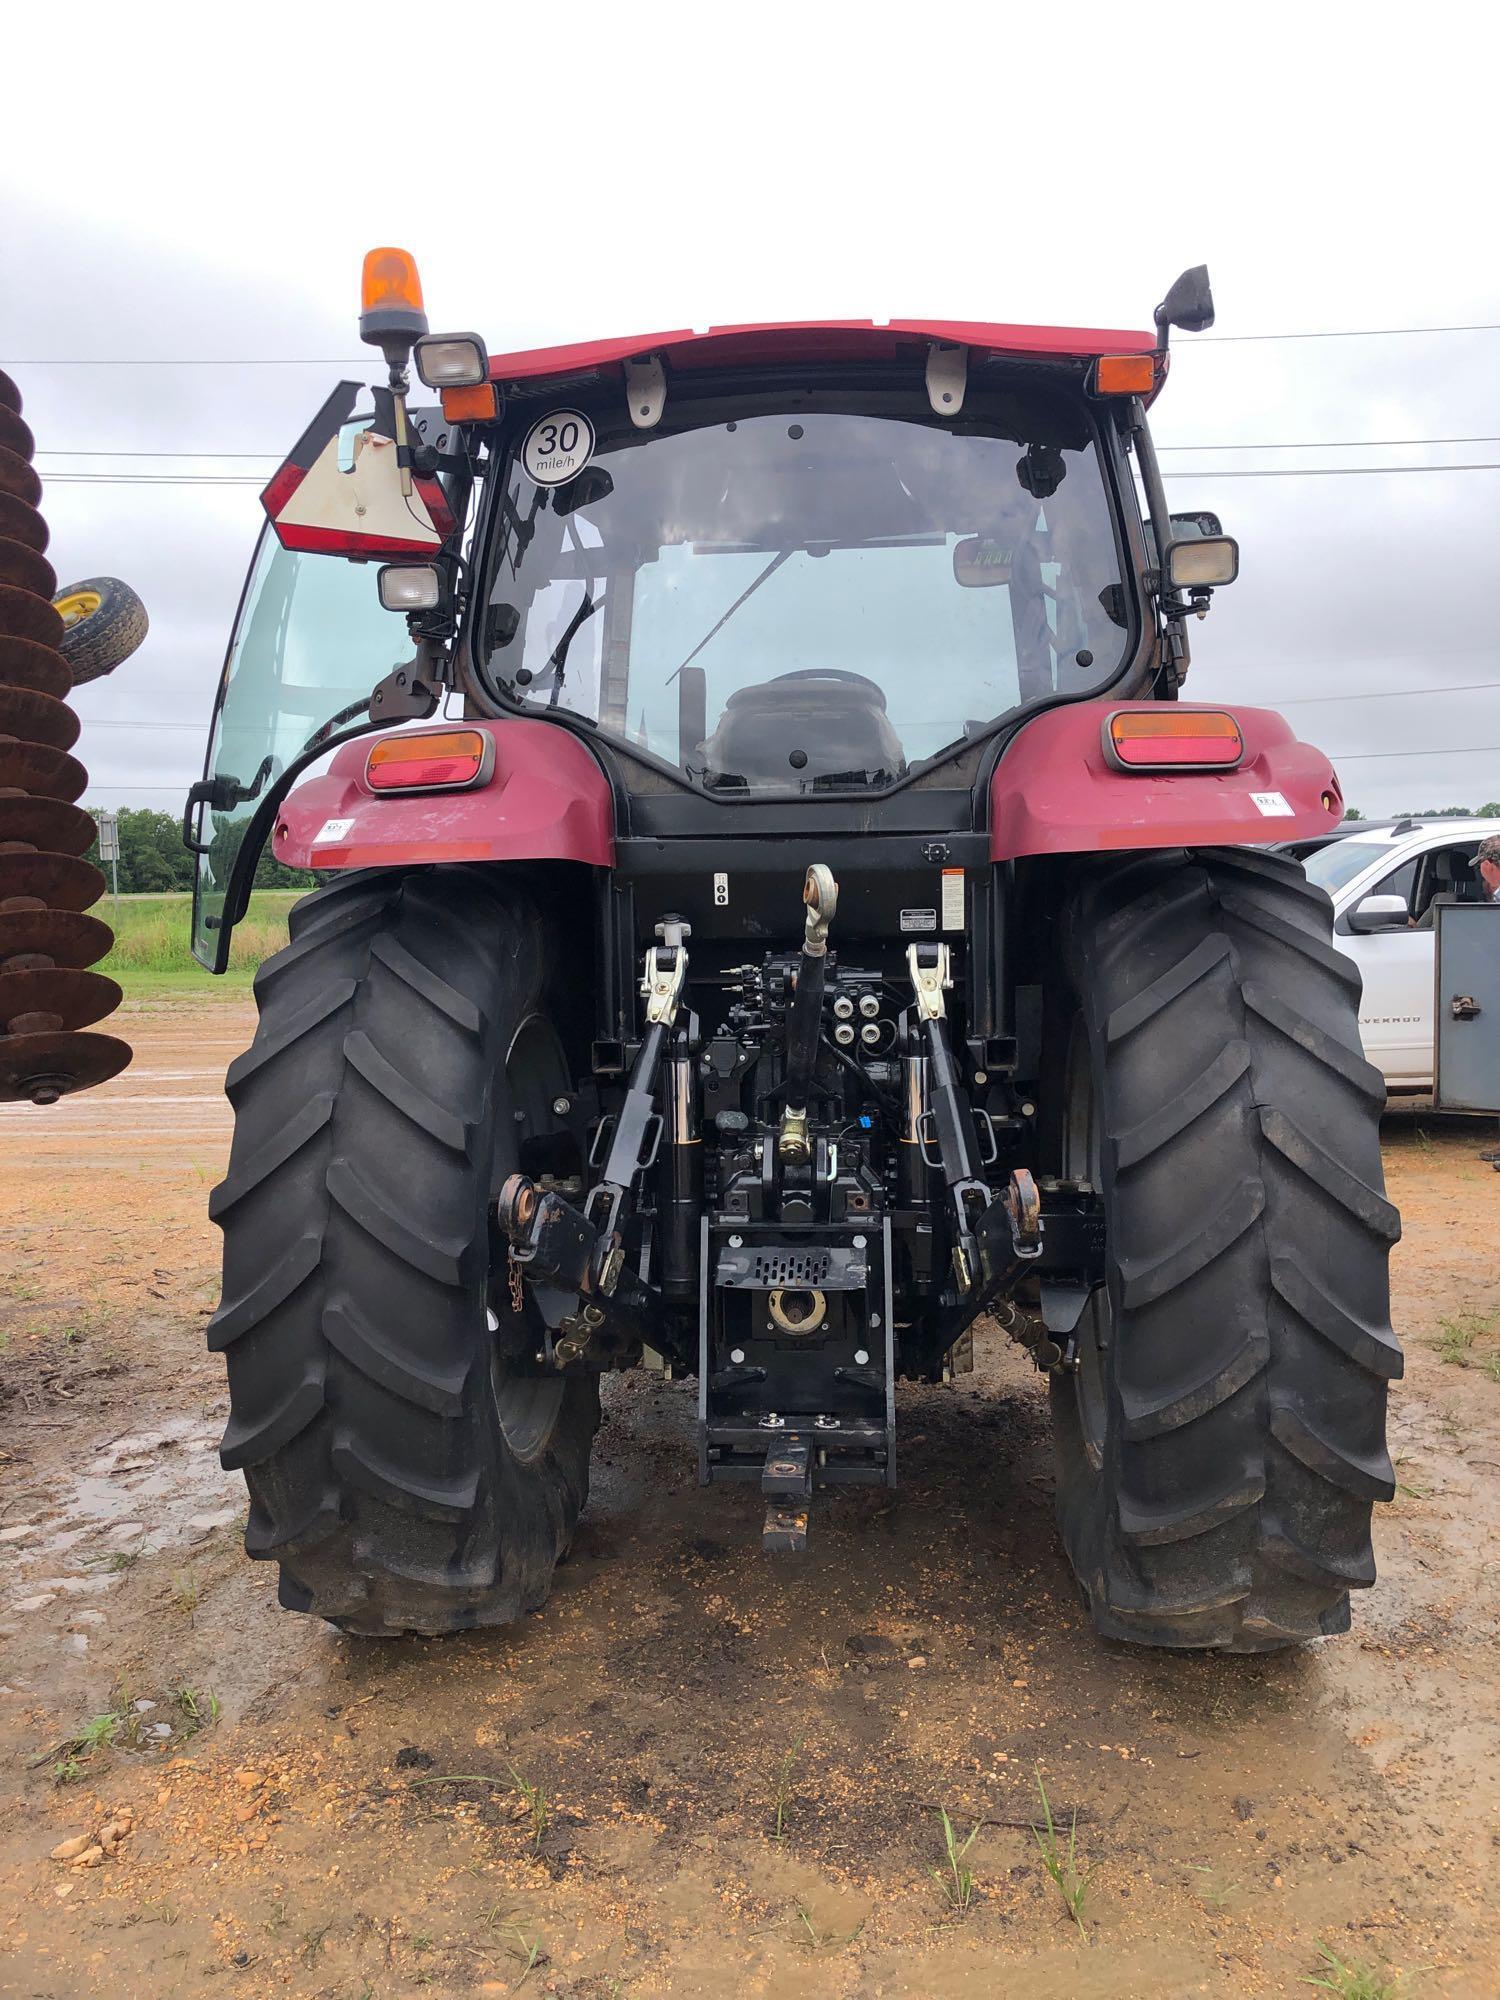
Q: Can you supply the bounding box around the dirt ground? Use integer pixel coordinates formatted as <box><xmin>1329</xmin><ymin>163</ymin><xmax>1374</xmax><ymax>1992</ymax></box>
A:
<box><xmin>2</xmin><ymin>997</ymin><xmax>1497</xmax><ymax>1999</ymax></box>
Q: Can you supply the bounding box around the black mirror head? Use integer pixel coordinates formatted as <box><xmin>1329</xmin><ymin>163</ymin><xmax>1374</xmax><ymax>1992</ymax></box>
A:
<box><xmin>1154</xmin><ymin>265</ymin><xmax>1215</xmax><ymax>336</ymax></box>
<box><xmin>553</xmin><ymin>467</ymin><xmax>615</xmax><ymax>516</ymax></box>
<box><xmin>1016</xmin><ymin>443</ymin><xmax>1066</xmax><ymax>499</ymax></box>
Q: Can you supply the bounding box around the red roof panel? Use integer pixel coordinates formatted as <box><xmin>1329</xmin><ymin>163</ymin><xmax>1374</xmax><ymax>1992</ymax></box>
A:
<box><xmin>486</xmin><ymin>317</ymin><xmax>1158</xmax><ymax>385</ymax></box>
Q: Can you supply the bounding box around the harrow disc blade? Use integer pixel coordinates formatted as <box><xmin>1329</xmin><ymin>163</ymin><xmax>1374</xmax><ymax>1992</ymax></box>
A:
<box><xmin>0</xmin><ymin>967</ymin><xmax>122</xmax><ymax>1033</ymax></box>
<box><xmin>0</xmin><ymin>908</ymin><xmax>113</xmax><ymax>969</ymax></box>
<box><xmin>0</xmin><ymin>743</ymin><xmax>87</xmax><ymax>802</ymax></box>
<box><xmin>0</xmin><ymin>493</ymin><xmax>46</xmax><ymax>555</ymax></box>
<box><xmin>0</xmin><ymin>448</ymin><xmax>42</xmax><ymax>509</ymax></box>
<box><xmin>0</xmin><ymin>370</ymin><xmax>20</xmax><ymax>416</ymax></box>
<box><xmin>0</xmin><ymin>683</ymin><xmax>80</xmax><ymax>754</ymax></box>
<box><xmin>0</xmin><ymin>852</ymin><xmax>105</xmax><ymax>913</ymax></box>
<box><xmin>0</xmin><ymin>408</ymin><xmax>35</xmax><ymax>461</ymax></box>
<box><xmin>0</xmin><ymin>1029</ymin><xmax>131</xmax><ymax>1105</ymax></box>
<box><xmin>0</xmin><ymin>540</ymin><xmax>56</xmax><ymax>599</ymax></box>
<box><xmin>0</xmin><ymin>634</ymin><xmax>72</xmax><ymax>698</ymax></box>
<box><xmin>0</xmin><ymin>582</ymin><xmax>64</xmax><ymax>649</ymax></box>
<box><xmin>0</xmin><ymin>797</ymin><xmax>97</xmax><ymax>854</ymax></box>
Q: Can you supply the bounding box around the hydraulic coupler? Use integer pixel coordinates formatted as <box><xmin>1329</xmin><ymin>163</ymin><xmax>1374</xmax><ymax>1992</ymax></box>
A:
<box><xmin>777</xmin><ymin>864</ymin><xmax>838</xmax><ymax>1164</ymax></box>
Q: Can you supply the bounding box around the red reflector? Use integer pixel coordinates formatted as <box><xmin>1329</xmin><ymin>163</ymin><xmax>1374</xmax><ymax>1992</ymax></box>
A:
<box><xmin>366</xmin><ymin>728</ymin><xmax>493</xmax><ymax>793</ymax></box>
<box><xmin>1105</xmin><ymin>709</ymin><xmax>1244</xmax><ymax>770</ymax></box>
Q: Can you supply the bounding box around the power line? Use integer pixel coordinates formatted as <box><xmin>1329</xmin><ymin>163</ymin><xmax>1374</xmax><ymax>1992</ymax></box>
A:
<box><xmin>34</xmin><ymin>433</ymin><xmax>1500</xmax><ymax>462</ymax></box>
<box><xmin>1330</xmin><ymin>745</ymin><xmax>1500</xmax><ymax>761</ymax></box>
<box><xmin>40</xmin><ymin>463</ymin><xmax>1500</xmax><ymax>491</ymax></box>
<box><xmin>1156</xmin><ymin>436</ymin><xmax>1500</xmax><ymax>453</ymax></box>
<box><xmin>1160</xmin><ymin>463</ymin><xmax>1500</xmax><ymax>479</ymax></box>
<box><xmin>1194</xmin><ymin>323</ymin><xmax>1500</xmax><ymax>344</ymax></box>
<box><xmin>7</xmin><ymin>323</ymin><xmax>1500</xmax><ymax>369</ymax></box>
<box><xmin>1261</xmin><ymin>681</ymin><xmax>1500</xmax><ymax>707</ymax></box>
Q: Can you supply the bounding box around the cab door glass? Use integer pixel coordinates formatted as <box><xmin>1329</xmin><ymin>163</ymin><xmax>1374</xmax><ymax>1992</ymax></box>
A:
<box><xmin>190</xmin><ymin>531</ymin><xmax>409</xmax><ymax>967</ymax></box>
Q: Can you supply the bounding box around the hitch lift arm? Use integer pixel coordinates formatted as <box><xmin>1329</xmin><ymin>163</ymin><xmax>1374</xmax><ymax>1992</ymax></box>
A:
<box><xmin>496</xmin><ymin>918</ymin><xmax>691</xmax><ymax>1365</ymax></box>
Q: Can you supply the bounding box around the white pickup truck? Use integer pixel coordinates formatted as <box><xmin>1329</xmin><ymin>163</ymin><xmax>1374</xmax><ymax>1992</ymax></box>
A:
<box><xmin>1300</xmin><ymin>817</ymin><xmax>1496</xmax><ymax>1093</ymax></box>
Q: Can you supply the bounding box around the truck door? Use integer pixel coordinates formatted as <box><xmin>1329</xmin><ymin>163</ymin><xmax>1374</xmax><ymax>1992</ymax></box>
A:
<box><xmin>1338</xmin><ymin>856</ymin><xmax>1431</xmax><ymax>1086</ymax></box>
<box><xmin>187</xmin><ymin>527</ymin><xmax>415</xmax><ymax>970</ymax></box>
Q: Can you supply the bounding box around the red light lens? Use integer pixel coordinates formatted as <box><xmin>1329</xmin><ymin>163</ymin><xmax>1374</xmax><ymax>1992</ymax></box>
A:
<box><xmin>366</xmin><ymin>729</ymin><xmax>491</xmax><ymax>793</ymax></box>
<box><xmin>1106</xmin><ymin>709</ymin><xmax>1244</xmax><ymax>770</ymax></box>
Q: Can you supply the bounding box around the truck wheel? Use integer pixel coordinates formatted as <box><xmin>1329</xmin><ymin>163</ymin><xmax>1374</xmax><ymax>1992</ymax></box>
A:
<box><xmin>208</xmin><ymin>866</ymin><xmax>599</xmax><ymax>1636</ymax></box>
<box><xmin>51</xmin><ymin>576</ymin><xmax>148</xmax><ymax>683</ymax></box>
<box><xmin>1050</xmin><ymin>847</ymin><xmax>1402</xmax><ymax>1651</ymax></box>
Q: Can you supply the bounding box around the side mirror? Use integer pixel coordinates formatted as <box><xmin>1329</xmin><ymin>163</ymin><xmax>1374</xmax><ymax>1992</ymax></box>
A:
<box><xmin>1348</xmin><ymin>894</ymin><xmax>1410</xmax><ymax>934</ymax></box>
<box><xmin>952</xmin><ymin>536</ymin><xmax>1014</xmax><ymax>587</ymax></box>
<box><xmin>1164</xmin><ymin>535</ymin><xmax>1239</xmax><ymax>590</ymax></box>
<box><xmin>1154</xmin><ymin>265</ymin><xmax>1215</xmax><ymax>337</ymax></box>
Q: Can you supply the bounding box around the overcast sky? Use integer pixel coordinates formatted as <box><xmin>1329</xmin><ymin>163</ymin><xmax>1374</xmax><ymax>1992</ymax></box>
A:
<box><xmin>4</xmin><ymin>2</ymin><xmax>1496</xmax><ymax>819</ymax></box>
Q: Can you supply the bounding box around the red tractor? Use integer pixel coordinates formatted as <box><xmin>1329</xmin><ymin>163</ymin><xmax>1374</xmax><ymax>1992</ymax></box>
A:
<box><xmin>186</xmin><ymin>252</ymin><xmax>1401</xmax><ymax>1650</ymax></box>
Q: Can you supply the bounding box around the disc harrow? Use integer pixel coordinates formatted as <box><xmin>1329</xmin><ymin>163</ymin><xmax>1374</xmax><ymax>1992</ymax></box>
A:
<box><xmin>0</xmin><ymin>368</ymin><xmax>131</xmax><ymax>1105</ymax></box>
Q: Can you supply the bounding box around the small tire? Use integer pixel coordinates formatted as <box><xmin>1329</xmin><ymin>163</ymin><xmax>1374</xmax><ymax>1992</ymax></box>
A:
<box><xmin>52</xmin><ymin>576</ymin><xmax>148</xmax><ymax>683</ymax></box>
<box><xmin>1049</xmin><ymin>846</ymin><xmax>1403</xmax><ymax>1651</ymax></box>
<box><xmin>209</xmin><ymin>865</ymin><xmax>599</xmax><ymax>1636</ymax></box>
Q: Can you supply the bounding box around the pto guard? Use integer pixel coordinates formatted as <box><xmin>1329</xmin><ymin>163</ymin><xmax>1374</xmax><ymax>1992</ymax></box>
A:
<box><xmin>272</xmin><ymin>719</ymin><xmax>615</xmax><ymax>872</ymax></box>
<box><xmin>990</xmin><ymin>701</ymin><xmax>1342</xmax><ymax>860</ymax></box>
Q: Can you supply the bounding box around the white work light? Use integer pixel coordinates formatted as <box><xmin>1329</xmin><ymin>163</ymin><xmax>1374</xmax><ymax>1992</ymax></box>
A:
<box><xmin>377</xmin><ymin>564</ymin><xmax>442</xmax><ymax>612</ymax></box>
<box><xmin>414</xmin><ymin>333</ymin><xmax>490</xmax><ymax>389</ymax></box>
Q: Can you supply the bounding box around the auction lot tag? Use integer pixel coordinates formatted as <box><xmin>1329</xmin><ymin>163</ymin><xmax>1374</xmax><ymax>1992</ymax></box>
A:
<box><xmin>523</xmin><ymin>410</ymin><xmax>595</xmax><ymax>486</ymax></box>
<box><xmin>1250</xmin><ymin>791</ymin><xmax>1294</xmax><ymax>817</ymax></box>
<box><xmin>314</xmin><ymin>817</ymin><xmax>355</xmax><ymax>844</ymax></box>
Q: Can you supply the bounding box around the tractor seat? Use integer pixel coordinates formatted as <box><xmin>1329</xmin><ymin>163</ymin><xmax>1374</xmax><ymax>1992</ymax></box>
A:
<box><xmin>700</xmin><ymin>669</ymin><xmax>907</xmax><ymax>790</ymax></box>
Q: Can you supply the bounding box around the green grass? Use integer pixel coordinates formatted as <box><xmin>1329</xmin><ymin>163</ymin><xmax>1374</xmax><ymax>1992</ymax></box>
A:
<box><xmin>931</xmin><ymin>1805</ymin><xmax>981</xmax><ymax>1913</ymax></box>
<box><xmin>1032</xmin><ymin>1772</ymin><xmax>1090</xmax><ymax>1936</ymax></box>
<box><xmin>1303</xmin><ymin>1940</ymin><xmax>1403</xmax><ymax>1998</ymax></box>
<box><xmin>93</xmin><ymin>891</ymin><xmax>300</xmax><ymax>995</ymax></box>
<box><xmin>1431</xmin><ymin>1309</ymin><xmax>1498</xmax><ymax>1368</ymax></box>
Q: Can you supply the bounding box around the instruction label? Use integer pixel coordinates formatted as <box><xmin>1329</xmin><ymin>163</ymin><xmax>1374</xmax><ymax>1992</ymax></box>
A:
<box><xmin>941</xmin><ymin>868</ymin><xmax>965</xmax><ymax>931</ymax></box>
<box><xmin>313</xmin><ymin>817</ymin><xmax>355</xmax><ymax>844</ymax></box>
<box><xmin>901</xmin><ymin>908</ymin><xmax>937</xmax><ymax>933</ymax></box>
<box><xmin>1250</xmin><ymin>791</ymin><xmax>1294</xmax><ymax>817</ymax></box>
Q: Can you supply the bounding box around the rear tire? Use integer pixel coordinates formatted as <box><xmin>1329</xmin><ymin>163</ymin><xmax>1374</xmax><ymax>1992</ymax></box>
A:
<box><xmin>208</xmin><ymin>866</ymin><xmax>599</xmax><ymax>1636</ymax></box>
<box><xmin>1050</xmin><ymin>847</ymin><xmax>1402</xmax><ymax>1651</ymax></box>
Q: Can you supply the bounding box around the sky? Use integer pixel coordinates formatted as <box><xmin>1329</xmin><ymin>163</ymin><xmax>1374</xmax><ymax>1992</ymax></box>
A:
<box><xmin>3</xmin><ymin>1</ymin><xmax>1496</xmax><ymax>820</ymax></box>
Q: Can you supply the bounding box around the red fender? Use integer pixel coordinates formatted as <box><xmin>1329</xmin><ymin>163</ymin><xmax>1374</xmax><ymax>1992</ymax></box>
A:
<box><xmin>989</xmin><ymin>701</ymin><xmax>1342</xmax><ymax>860</ymax></box>
<box><xmin>272</xmin><ymin>719</ymin><xmax>615</xmax><ymax>872</ymax></box>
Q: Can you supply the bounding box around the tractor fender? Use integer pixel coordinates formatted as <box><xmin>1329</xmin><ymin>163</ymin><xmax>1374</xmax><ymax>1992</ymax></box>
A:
<box><xmin>990</xmin><ymin>701</ymin><xmax>1342</xmax><ymax>860</ymax></box>
<box><xmin>272</xmin><ymin>719</ymin><xmax>615</xmax><ymax>872</ymax></box>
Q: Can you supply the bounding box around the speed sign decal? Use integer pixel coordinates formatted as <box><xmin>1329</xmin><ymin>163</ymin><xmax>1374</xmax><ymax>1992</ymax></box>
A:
<box><xmin>522</xmin><ymin>409</ymin><xmax>596</xmax><ymax>486</ymax></box>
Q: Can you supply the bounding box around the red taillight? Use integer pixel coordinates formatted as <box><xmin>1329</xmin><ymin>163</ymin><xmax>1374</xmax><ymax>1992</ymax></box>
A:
<box><xmin>366</xmin><ymin>728</ymin><xmax>493</xmax><ymax>793</ymax></box>
<box><xmin>1104</xmin><ymin>709</ymin><xmax>1244</xmax><ymax>771</ymax></box>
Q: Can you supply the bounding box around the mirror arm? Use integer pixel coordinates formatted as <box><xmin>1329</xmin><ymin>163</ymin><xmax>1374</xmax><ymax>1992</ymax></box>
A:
<box><xmin>1129</xmin><ymin>397</ymin><xmax>1194</xmax><ymax>690</ymax></box>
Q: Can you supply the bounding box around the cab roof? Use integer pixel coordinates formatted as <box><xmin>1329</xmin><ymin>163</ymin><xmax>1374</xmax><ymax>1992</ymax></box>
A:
<box><xmin>486</xmin><ymin>317</ymin><xmax>1159</xmax><ymax>387</ymax></box>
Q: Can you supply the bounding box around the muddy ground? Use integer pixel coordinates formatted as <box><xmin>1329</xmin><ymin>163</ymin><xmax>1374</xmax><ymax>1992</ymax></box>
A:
<box><xmin>2</xmin><ymin>995</ymin><xmax>1497</xmax><ymax>1999</ymax></box>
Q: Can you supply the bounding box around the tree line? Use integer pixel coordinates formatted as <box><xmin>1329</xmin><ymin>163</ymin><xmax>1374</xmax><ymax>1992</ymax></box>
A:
<box><xmin>84</xmin><ymin>809</ymin><xmax>315</xmax><ymax>894</ymax></box>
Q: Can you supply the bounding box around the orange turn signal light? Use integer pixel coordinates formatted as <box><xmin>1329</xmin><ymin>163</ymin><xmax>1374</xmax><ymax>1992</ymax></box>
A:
<box><xmin>441</xmin><ymin>381</ymin><xmax>499</xmax><ymax>423</ymax></box>
<box><xmin>1093</xmin><ymin>354</ymin><xmax>1158</xmax><ymax>396</ymax></box>
<box><xmin>361</xmin><ymin>246</ymin><xmax>425</xmax><ymax>316</ymax></box>
<box><xmin>1104</xmin><ymin>708</ymin><xmax>1244</xmax><ymax>771</ymax></box>
<box><xmin>366</xmin><ymin>728</ymin><xmax>493</xmax><ymax>794</ymax></box>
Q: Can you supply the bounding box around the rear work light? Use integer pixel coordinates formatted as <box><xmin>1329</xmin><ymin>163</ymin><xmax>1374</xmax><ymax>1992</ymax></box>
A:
<box><xmin>1104</xmin><ymin>709</ymin><xmax>1244</xmax><ymax>772</ymax></box>
<box><xmin>366</xmin><ymin>728</ymin><xmax>494</xmax><ymax>794</ymax></box>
